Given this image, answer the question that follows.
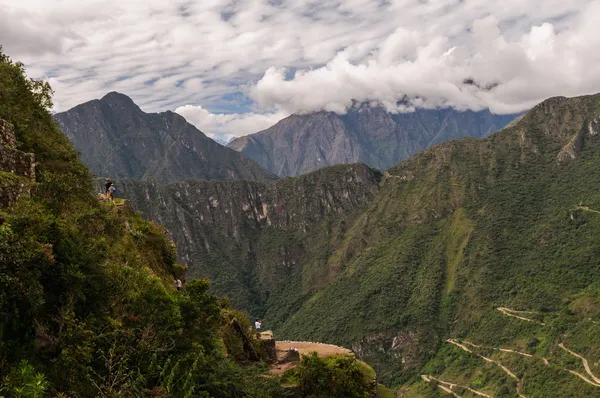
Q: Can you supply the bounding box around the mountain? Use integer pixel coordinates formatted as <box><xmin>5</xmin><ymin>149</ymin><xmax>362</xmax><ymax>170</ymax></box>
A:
<box><xmin>120</xmin><ymin>93</ymin><xmax>600</xmax><ymax>395</ymax></box>
<box><xmin>1</xmin><ymin>47</ymin><xmax>385</xmax><ymax>398</ymax></box>
<box><xmin>99</xmin><ymin>163</ymin><xmax>380</xmax><ymax>311</ymax></box>
<box><xmin>54</xmin><ymin>92</ymin><xmax>278</xmax><ymax>183</ymax></box>
<box><xmin>227</xmin><ymin>104</ymin><xmax>520</xmax><ymax>177</ymax></box>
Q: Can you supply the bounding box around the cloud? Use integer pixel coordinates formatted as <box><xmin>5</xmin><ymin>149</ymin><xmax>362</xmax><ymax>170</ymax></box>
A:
<box><xmin>0</xmin><ymin>0</ymin><xmax>599</xmax><ymax>131</ymax></box>
<box><xmin>250</xmin><ymin>1</ymin><xmax>600</xmax><ymax>115</ymax></box>
<box><xmin>175</xmin><ymin>105</ymin><xmax>288</xmax><ymax>141</ymax></box>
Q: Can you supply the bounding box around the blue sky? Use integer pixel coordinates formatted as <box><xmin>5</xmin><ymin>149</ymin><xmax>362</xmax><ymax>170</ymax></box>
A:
<box><xmin>1</xmin><ymin>0</ymin><xmax>600</xmax><ymax>141</ymax></box>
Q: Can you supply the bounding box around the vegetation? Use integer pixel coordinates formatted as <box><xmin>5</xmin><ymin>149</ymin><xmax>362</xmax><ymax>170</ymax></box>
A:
<box><xmin>0</xmin><ymin>47</ymin><xmax>381</xmax><ymax>398</ymax></box>
<box><xmin>282</xmin><ymin>353</ymin><xmax>375</xmax><ymax>398</ymax></box>
<box><xmin>115</xmin><ymin>89</ymin><xmax>600</xmax><ymax>396</ymax></box>
<box><xmin>269</xmin><ymin>94</ymin><xmax>600</xmax><ymax>395</ymax></box>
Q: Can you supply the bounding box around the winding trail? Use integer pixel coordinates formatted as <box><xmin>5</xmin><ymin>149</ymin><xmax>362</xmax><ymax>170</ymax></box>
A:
<box><xmin>421</xmin><ymin>375</ymin><xmax>491</xmax><ymax>397</ymax></box>
<box><xmin>497</xmin><ymin>307</ymin><xmax>545</xmax><ymax>325</ymax></box>
<box><xmin>559</xmin><ymin>343</ymin><xmax>600</xmax><ymax>385</ymax></box>
<box><xmin>576</xmin><ymin>205</ymin><xmax>600</xmax><ymax>215</ymax></box>
<box><xmin>421</xmin><ymin>375</ymin><xmax>461</xmax><ymax>397</ymax></box>
<box><xmin>447</xmin><ymin>339</ymin><xmax>527</xmax><ymax>398</ymax></box>
<box><xmin>460</xmin><ymin>340</ymin><xmax>549</xmax><ymax>365</ymax></box>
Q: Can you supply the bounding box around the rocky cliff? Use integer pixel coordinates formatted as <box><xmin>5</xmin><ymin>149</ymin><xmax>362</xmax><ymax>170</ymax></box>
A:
<box><xmin>0</xmin><ymin>119</ymin><xmax>35</xmax><ymax>207</ymax></box>
<box><xmin>55</xmin><ymin>92</ymin><xmax>278</xmax><ymax>183</ymax></box>
<box><xmin>104</xmin><ymin>163</ymin><xmax>380</xmax><ymax>312</ymax></box>
<box><xmin>228</xmin><ymin>104</ymin><xmax>519</xmax><ymax>176</ymax></box>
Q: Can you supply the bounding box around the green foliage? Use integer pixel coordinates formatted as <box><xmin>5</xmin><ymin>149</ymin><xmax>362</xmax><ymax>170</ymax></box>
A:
<box><xmin>0</xmin><ymin>361</ymin><xmax>49</xmax><ymax>398</ymax></box>
<box><xmin>0</xmin><ymin>47</ymin><xmax>290</xmax><ymax>398</ymax></box>
<box><xmin>288</xmin><ymin>353</ymin><xmax>374</xmax><ymax>398</ymax></box>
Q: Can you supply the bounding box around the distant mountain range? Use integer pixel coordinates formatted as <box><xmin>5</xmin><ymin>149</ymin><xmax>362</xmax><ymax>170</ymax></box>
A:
<box><xmin>54</xmin><ymin>92</ymin><xmax>278</xmax><ymax>183</ymax></box>
<box><xmin>228</xmin><ymin>103</ymin><xmax>520</xmax><ymax>176</ymax></box>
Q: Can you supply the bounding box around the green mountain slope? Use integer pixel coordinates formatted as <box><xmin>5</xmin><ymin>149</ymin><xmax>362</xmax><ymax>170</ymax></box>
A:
<box><xmin>102</xmin><ymin>163</ymin><xmax>381</xmax><ymax>314</ymax></box>
<box><xmin>0</xmin><ymin>49</ymin><xmax>385</xmax><ymax>398</ymax></box>
<box><xmin>120</xmin><ymin>93</ymin><xmax>600</xmax><ymax>396</ymax></box>
<box><xmin>273</xmin><ymin>94</ymin><xmax>600</xmax><ymax>395</ymax></box>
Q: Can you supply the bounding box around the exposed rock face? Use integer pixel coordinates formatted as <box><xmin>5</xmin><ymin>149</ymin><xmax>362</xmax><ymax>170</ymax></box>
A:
<box><xmin>55</xmin><ymin>92</ymin><xmax>278</xmax><ymax>184</ymax></box>
<box><xmin>0</xmin><ymin>119</ymin><xmax>35</xmax><ymax>207</ymax></box>
<box><xmin>228</xmin><ymin>104</ymin><xmax>519</xmax><ymax>176</ymax></box>
<box><xmin>100</xmin><ymin>164</ymin><xmax>380</xmax><ymax>310</ymax></box>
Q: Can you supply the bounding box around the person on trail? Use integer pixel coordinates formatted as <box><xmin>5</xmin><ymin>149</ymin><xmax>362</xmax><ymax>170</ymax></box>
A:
<box><xmin>175</xmin><ymin>279</ymin><xmax>183</xmax><ymax>291</ymax></box>
<box><xmin>254</xmin><ymin>319</ymin><xmax>262</xmax><ymax>330</ymax></box>
<box><xmin>108</xmin><ymin>183</ymin><xmax>116</xmax><ymax>201</ymax></box>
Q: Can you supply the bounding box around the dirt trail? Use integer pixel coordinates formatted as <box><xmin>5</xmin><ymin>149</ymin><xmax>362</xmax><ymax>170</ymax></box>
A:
<box><xmin>497</xmin><ymin>307</ymin><xmax>545</xmax><ymax>325</ymax></box>
<box><xmin>422</xmin><ymin>375</ymin><xmax>491</xmax><ymax>397</ymax></box>
<box><xmin>447</xmin><ymin>339</ymin><xmax>527</xmax><ymax>398</ymax></box>
<box><xmin>421</xmin><ymin>375</ymin><xmax>461</xmax><ymax>397</ymax></box>
<box><xmin>576</xmin><ymin>205</ymin><xmax>600</xmax><ymax>215</ymax></box>
<box><xmin>559</xmin><ymin>343</ymin><xmax>600</xmax><ymax>385</ymax></box>
<box><xmin>460</xmin><ymin>340</ymin><xmax>549</xmax><ymax>365</ymax></box>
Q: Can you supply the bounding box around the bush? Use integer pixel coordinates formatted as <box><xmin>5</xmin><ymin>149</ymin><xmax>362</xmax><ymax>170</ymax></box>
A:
<box><xmin>293</xmin><ymin>353</ymin><xmax>373</xmax><ymax>398</ymax></box>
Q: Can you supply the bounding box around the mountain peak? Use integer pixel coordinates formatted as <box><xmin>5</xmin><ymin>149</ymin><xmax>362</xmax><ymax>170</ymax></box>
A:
<box><xmin>54</xmin><ymin>95</ymin><xmax>278</xmax><ymax>183</ymax></box>
<box><xmin>100</xmin><ymin>91</ymin><xmax>139</xmax><ymax>110</ymax></box>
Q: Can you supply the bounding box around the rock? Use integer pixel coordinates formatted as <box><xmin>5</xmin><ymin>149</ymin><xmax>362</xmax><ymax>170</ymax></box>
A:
<box><xmin>0</xmin><ymin>119</ymin><xmax>35</xmax><ymax>208</ymax></box>
<box><xmin>279</xmin><ymin>348</ymin><xmax>300</xmax><ymax>364</ymax></box>
<box><xmin>261</xmin><ymin>338</ymin><xmax>277</xmax><ymax>363</ymax></box>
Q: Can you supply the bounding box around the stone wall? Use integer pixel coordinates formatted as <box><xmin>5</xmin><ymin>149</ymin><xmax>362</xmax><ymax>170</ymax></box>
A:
<box><xmin>0</xmin><ymin>119</ymin><xmax>35</xmax><ymax>207</ymax></box>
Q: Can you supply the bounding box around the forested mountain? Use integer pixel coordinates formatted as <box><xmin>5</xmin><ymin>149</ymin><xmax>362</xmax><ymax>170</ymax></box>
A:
<box><xmin>0</xmin><ymin>50</ymin><xmax>380</xmax><ymax>397</ymax></box>
<box><xmin>227</xmin><ymin>104</ymin><xmax>518</xmax><ymax>177</ymax></box>
<box><xmin>54</xmin><ymin>93</ymin><xmax>278</xmax><ymax>183</ymax></box>
<box><xmin>119</xmin><ymin>93</ymin><xmax>600</xmax><ymax>396</ymax></box>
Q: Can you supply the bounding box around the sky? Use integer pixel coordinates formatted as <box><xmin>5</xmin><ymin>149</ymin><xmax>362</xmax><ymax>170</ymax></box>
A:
<box><xmin>2</xmin><ymin>0</ymin><xmax>600</xmax><ymax>141</ymax></box>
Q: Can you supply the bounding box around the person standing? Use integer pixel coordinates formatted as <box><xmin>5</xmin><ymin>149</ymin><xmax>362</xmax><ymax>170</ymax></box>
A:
<box><xmin>175</xmin><ymin>279</ymin><xmax>183</xmax><ymax>291</ymax></box>
<box><xmin>108</xmin><ymin>183</ymin><xmax>116</xmax><ymax>201</ymax></box>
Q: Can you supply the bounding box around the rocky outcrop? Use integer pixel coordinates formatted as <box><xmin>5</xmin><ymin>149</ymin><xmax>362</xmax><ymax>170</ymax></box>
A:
<box><xmin>0</xmin><ymin>119</ymin><xmax>35</xmax><ymax>207</ymax></box>
<box><xmin>228</xmin><ymin>103</ymin><xmax>519</xmax><ymax>177</ymax></box>
<box><xmin>55</xmin><ymin>92</ymin><xmax>278</xmax><ymax>184</ymax></box>
<box><xmin>99</xmin><ymin>163</ymin><xmax>380</xmax><ymax>311</ymax></box>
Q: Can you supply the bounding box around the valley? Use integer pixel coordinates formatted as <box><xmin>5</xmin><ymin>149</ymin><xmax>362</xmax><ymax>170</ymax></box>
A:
<box><xmin>102</xmin><ymin>93</ymin><xmax>600</xmax><ymax>395</ymax></box>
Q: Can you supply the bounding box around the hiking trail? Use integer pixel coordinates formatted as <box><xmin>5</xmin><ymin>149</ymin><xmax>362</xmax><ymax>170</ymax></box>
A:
<box><xmin>497</xmin><ymin>307</ymin><xmax>545</xmax><ymax>325</ymax></box>
<box><xmin>559</xmin><ymin>343</ymin><xmax>600</xmax><ymax>385</ymax></box>
<box><xmin>447</xmin><ymin>339</ymin><xmax>527</xmax><ymax>398</ymax></box>
<box><xmin>459</xmin><ymin>340</ymin><xmax>549</xmax><ymax>365</ymax></box>
<box><xmin>576</xmin><ymin>205</ymin><xmax>600</xmax><ymax>215</ymax></box>
<box><xmin>421</xmin><ymin>375</ymin><xmax>491</xmax><ymax>398</ymax></box>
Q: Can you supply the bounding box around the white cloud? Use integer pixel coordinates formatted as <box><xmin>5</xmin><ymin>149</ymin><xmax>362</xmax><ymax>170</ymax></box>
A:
<box><xmin>175</xmin><ymin>105</ymin><xmax>288</xmax><ymax>140</ymax></box>
<box><xmin>0</xmin><ymin>0</ymin><xmax>599</xmax><ymax>132</ymax></box>
<box><xmin>250</xmin><ymin>1</ymin><xmax>600</xmax><ymax>115</ymax></box>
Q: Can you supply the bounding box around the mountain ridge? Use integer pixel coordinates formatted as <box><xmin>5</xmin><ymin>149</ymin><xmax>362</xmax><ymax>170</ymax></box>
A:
<box><xmin>116</xmin><ymin>92</ymin><xmax>600</xmax><ymax>395</ymax></box>
<box><xmin>55</xmin><ymin>92</ymin><xmax>278</xmax><ymax>184</ymax></box>
<box><xmin>228</xmin><ymin>104</ymin><xmax>520</xmax><ymax>177</ymax></box>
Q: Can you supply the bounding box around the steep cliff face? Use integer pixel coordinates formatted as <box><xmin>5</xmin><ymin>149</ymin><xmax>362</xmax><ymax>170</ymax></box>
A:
<box><xmin>55</xmin><ymin>92</ymin><xmax>278</xmax><ymax>183</ymax></box>
<box><xmin>0</xmin><ymin>119</ymin><xmax>35</xmax><ymax>207</ymax></box>
<box><xmin>106</xmin><ymin>163</ymin><xmax>380</xmax><ymax>311</ymax></box>
<box><xmin>228</xmin><ymin>104</ymin><xmax>519</xmax><ymax>176</ymax></box>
